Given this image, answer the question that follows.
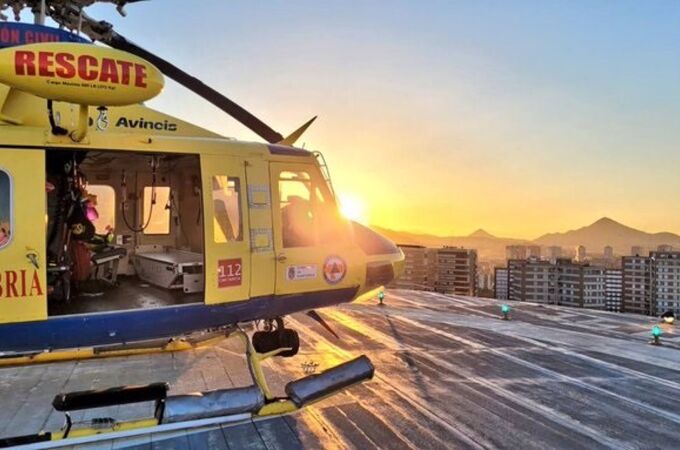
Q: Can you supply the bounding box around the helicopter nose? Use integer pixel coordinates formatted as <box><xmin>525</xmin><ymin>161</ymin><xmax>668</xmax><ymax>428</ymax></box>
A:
<box><xmin>350</xmin><ymin>222</ymin><xmax>405</xmax><ymax>291</ymax></box>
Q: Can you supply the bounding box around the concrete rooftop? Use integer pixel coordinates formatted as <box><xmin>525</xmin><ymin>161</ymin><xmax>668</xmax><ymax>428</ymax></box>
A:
<box><xmin>1</xmin><ymin>289</ymin><xmax>680</xmax><ymax>449</ymax></box>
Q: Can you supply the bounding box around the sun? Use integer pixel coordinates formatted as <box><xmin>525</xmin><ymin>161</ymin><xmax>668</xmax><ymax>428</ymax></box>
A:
<box><xmin>338</xmin><ymin>193</ymin><xmax>368</xmax><ymax>224</ymax></box>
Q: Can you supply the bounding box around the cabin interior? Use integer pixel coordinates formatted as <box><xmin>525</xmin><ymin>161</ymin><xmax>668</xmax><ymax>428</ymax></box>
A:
<box><xmin>46</xmin><ymin>149</ymin><xmax>207</xmax><ymax>316</ymax></box>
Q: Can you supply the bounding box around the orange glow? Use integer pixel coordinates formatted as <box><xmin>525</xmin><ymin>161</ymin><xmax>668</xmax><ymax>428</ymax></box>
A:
<box><xmin>338</xmin><ymin>193</ymin><xmax>368</xmax><ymax>225</ymax></box>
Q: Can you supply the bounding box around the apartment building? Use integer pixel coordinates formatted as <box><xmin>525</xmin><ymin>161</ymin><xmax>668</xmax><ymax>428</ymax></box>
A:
<box><xmin>495</xmin><ymin>267</ymin><xmax>508</xmax><ymax>300</ymax></box>
<box><xmin>504</xmin><ymin>258</ymin><xmax>607</xmax><ymax>309</ymax></box>
<box><xmin>651</xmin><ymin>251</ymin><xmax>680</xmax><ymax>316</ymax></box>
<box><xmin>527</xmin><ymin>245</ymin><xmax>541</xmax><ymax>259</ymax></box>
<box><xmin>508</xmin><ymin>259</ymin><xmax>556</xmax><ymax>304</ymax></box>
<box><xmin>546</xmin><ymin>246</ymin><xmax>563</xmax><ymax>262</ymax></box>
<box><xmin>605</xmin><ymin>269</ymin><xmax>623</xmax><ymax>312</ymax></box>
<box><xmin>576</xmin><ymin>245</ymin><xmax>587</xmax><ymax>262</ymax></box>
<box><xmin>622</xmin><ymin>255</ymin><xmax>651</xmax><ymax>315</ymax></box>
<box><xmin>435</xmin><ymin>247</ymin><xmax>477</xmax><ymax>296</ymax></box>
<box><xmin>389</xmin><ymin>244</ymin><xmax>433</xmax><ymax>290</ymax></box>
<box><xmin>555</xmin><ymin>260</ymin><xmax>606</xmax><ymax>309</ymax></box>
<box><xmin>506</xmin><ymin>245</ymin><xmax>528</xmax><ymax>261</ymax></box>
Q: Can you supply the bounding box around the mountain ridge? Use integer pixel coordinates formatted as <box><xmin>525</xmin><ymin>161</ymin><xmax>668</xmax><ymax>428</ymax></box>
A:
<box><xmin>373</xmin><ymin>217</ymin><xmax>680</xmax><ymax>261</ymax></box>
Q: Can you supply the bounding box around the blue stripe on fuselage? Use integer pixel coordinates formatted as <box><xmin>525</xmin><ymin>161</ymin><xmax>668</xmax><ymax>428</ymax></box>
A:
<box><xmin>0</xmin><ymin>287</ymin><xmax>357</xmax><ymax>353</ymax></box>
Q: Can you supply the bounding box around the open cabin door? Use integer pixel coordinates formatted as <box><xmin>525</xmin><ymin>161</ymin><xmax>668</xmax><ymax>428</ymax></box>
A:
<box><xmin>270</xmin><ymin>162</ymin><xmax>362</xmax><ymax>295</ymax></box>
<box><xmin>0</xmin><ymin>149</ymin><xmax>47</xmax><ymax>323</ymax></box>
<box><xmin>201</xmin><ymin>154</ymin><xmax>251</xmax><ymax>304</ymax></box>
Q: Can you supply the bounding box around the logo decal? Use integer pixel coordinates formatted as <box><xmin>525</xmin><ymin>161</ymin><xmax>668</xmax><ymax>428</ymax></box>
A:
<box><xmin>286</xmin><ymin>264</ymin><xmax>317</xmax><ymax>281</ymax></box>
<box><xmin>323</xmin><ymin>256</ymin><xmax>347</xmax><ymax>285</ymax></box>
<box><xmin>218</xmin><ymin>258</ymin><xmax>242</xmax><ymax>288</ymax></box>
<box><xmin>96</xmin><ymin>106</ymin><xmax>109</xmax><ymax>131</ymax></box>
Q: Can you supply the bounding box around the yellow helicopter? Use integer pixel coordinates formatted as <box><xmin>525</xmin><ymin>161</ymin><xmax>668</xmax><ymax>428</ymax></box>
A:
<box><xmin>0</xmin><ymin>1</ymin><xmax>403</xmax><ymax>444</ymax></box>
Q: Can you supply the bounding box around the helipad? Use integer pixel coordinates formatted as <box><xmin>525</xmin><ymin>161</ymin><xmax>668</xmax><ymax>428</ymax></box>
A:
<box><xmin>1</xmin><ymin>289</ymin><xmax>680</xmax><ymax>449</ymax></box>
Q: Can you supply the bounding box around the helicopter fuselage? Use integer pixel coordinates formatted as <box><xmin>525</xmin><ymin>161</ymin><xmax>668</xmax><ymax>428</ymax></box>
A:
<box><xmin>0</xmin><ymin>100</ymin><xmax>403</xmax><ymax>354</ymax></box>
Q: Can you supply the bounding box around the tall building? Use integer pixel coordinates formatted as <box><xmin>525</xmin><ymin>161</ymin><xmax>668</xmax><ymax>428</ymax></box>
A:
<box><xmin>604</xmin><ymin>246</ymin><xmax>614</xmax><ymax>260</ymax></box>
<box><xmin>575</xmin><ymin>245</ymin><xmax>587</xmax><ymax>262</ymax></box>
<box><xmin>546</xmin><ymin>246</ymin><xmax>562</xmax><ymax>262</ymax></box>
<box><xmin>504</xmin><ymin>259</ymin><xmax>608</xmax><ymax>309</ymax></box>
<box><xmin>434</xmin><ymin>247</ymin><xmax>477</xmax><ymax>296</ymax></box>
<box><xmin>556</xmin><ymin>260</ymin><xmax>606</xmax><ymax>309</ymax></box>
<box><xmin>657</xmin><ymin>245</ymin><xmax>674</xmax><ymax>252</ymax></box>
<box><xmin>506</xmin><ymin>245</ymin><xmax>527</xmax><ymax>261</ymax></box>
<box><xmin>476</xmin><ymin>262</ymin><xmax>495</xmax><ymax>296</ymax></box>
<box><xmin>651</xmin><ymin>251</ymin><xmax>680</xmax><ymax>316</ymax></box>
<box><xmin>622</xmin><ymin>255</ymin><xmax>651</xmax><ymax>315</ymax></box>
<box><xmin>631</xmin><ymin>246</ymin><xmax>644</xmax><ymax>257</ymax></box>
<box><xmin>605</xmin><ymin>269</ymin><xmax>623</xmax><ymax>312</ymax></box>
<box><xmin>495</xmin><ymin>267</ymin><xmax>509</xmax><ymax>300</ymax></box>
<box><xmin>527</xmin><ymin>245</ymin><xmax>541</xmax><ymax>259</ymax></box>
<box><xmin>426</xmin><ymin>248</ymin><xmax>438</xmax><ymax>291</ymax></box>
<box><xmin>389</xmin><ymin>244</ymin><xmax>432</xmax><ymax>290</ymax></box>
<box><xmin>508</xmin><ymin>259</ymin><xmax>557</xmax><ymax>304</ymax></box>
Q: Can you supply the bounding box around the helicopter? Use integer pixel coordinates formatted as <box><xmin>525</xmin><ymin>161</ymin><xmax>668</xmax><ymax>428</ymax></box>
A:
<box><xmin>0</xmin><ymin>1</ymin><xmax>404</xmax><ymax>444</ymax></box>
<box><xmin>0</xmin><ymin>3</ymin><xmax>404</xmax><ymax>362</ymax></box>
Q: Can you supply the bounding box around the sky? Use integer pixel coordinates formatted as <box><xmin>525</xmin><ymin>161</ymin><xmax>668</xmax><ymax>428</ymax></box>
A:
<box><xmin>50</xmin><ymin>1</ymin><xmax>680</xmax><ymax>239</ymax></box>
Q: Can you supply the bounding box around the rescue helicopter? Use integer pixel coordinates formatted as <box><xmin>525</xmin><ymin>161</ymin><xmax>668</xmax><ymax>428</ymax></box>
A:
<box><xmin>0</xmin><ymin>1</ymin><xmax>403</xmax><ymax>445</ymax></box>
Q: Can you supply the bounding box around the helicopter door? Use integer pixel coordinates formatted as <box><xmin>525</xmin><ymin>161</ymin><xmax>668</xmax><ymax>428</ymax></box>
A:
<box><xmin>271</xmin><ymin>162</ymin><xmax>361</xmax><ymax>295</ymax></box>
<box><xmin>201</xmin><ymin>155</ymin><xmax>251</xmax><ymax>304</ymax></box>
<box><xmin>0</xmin><ymin>149</ymin><xmax>47</xmax><ymax>324</ymax></box>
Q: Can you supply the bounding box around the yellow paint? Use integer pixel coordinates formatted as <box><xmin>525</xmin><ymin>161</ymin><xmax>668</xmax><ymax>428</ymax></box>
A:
<box><xmin>0</xmin><ymin>149</ymin><xmax>46</xmax><ymax>324</ymax></box>
<box><xmin>201</xmin><ymin>154</ymin><xmax>252</xmax><ymax>304</ymax></box>
<box><xmin>0</xmin><ymin>43</ymin><xmax>164</xmax><ymax>106</ymax></box>
<box><xmin>51</xmin><ymin>418</ymin><xmax>158</xmax><ymax>440</ymax></box>
<box><xmin>0</xmin><ymin>41</ymin><xmax>404</xmax><ymax>338</ymax></box>
<box><xmin>257</xmin><ymin>400</ymin><xmax>298</xmax><ymax>416</ymax></box>
<box><xmin>269</xmin><ymin>162</ymin><xmax>365</xmax><ymax>296</ymax></box>
<box><xmin>0</xmin><ymin>87</ymin><xmax>219</xmax><ymax>137</ymax></box>
<box><xmin>0</xmin><ymin>335</ymin><xmax>227</xmax><ymax>367</ymax></box>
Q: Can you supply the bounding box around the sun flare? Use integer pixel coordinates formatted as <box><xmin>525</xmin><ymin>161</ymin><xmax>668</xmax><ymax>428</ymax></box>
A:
<box><xmin>338</xmin><ymin>193</ymin><xmax>368</xmax><ymax>224</ymax></box>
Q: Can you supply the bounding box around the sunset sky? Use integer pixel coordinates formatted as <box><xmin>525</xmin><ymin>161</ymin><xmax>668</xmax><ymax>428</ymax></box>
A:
<box><xmin>76</xmin><ymin>1</ymin><xmax>680</xmax><ymax>239</ymax></box>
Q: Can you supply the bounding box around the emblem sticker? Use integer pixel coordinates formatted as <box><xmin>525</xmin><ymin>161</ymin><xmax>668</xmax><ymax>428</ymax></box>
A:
<box><xmin>96</xmin><ymin>106</ymin><xmax>109</xmax><ymax>131</ymax></box>
<box><xmin>286</xmin><ymin>264</ymin><xmax>318</xmax><ymax>281</ymax></box>
<box><xmin>323</xmin><ymin>256</ymin><xmax>347</xmax><ymax>285</ymax></box>
<box><xmin>218</xmin><ymin>258</ymin><xmax>242</xmax><ymax>288</ymax></box>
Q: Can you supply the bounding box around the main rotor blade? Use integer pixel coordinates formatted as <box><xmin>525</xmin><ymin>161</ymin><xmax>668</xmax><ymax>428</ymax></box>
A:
<box><xmin>104</xmin><ymin>32</ymin><xmax>284</xmax><ymax>143</ymax></box>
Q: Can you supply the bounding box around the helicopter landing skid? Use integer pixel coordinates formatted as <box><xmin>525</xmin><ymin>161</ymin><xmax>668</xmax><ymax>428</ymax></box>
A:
<box><xmin>0</xmin><ymin>328</ymin><xmax>375</xmax><ymax>448</ymax></box>
<box><xmin>0</xmin><ymin>328</ymin><xmax>232</xmax><ymax>368</ymax></box>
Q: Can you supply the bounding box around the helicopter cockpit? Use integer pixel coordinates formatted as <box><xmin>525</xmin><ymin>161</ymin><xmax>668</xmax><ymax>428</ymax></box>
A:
<box><xmin>45</xmin><ymin>148</ymin><xmax>205</xmax><ymax>316</ymax></box>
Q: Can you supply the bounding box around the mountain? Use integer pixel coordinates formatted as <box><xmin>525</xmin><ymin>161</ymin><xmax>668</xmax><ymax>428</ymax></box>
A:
<box><xmin>373</xmin><ymin>217</ymin><xmax>680</xmax><ymax>262</ymax></box>
<box><xmin>371</xmin><ymin>226</ymin><xmax>528</xmax><ymax>261</ymax></box>
<box><xmin>533</xmin><ymin>217</ymin><xmax>680</xmax><ymax>254</ymax></box>
<box><xmin>468</xmin><ymin>229</ymin><xmax>496</xmax><ymax>239</ymax></box>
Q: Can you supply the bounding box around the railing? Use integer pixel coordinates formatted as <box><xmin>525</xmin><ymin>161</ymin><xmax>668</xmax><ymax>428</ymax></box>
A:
<box><xmin>313</xmin><ymin>151</ymin><xmax>336</xmax><ymax>198</ymax></box>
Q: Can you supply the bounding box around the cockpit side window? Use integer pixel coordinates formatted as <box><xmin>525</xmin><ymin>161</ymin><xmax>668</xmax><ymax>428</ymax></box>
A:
<box><xmin>279</xmin><ymin>171</ymin><xmax>315</xmax><ymax>248</ymax></box>
<box><xmin>0</xmin><ymin>169</ymin><xmax>12</xmax><ymax>250</ymax></box>
<box><xmin>278</xmin><ymin>168</ymin><xmax>350</xmax><ymax>248</ymax></box>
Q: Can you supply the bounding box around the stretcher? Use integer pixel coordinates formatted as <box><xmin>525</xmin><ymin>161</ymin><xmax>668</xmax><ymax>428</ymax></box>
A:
<box><xmin>133</xmin><ymin>245</ymin><xmax>204</xmax><ymax>293</ymax></box>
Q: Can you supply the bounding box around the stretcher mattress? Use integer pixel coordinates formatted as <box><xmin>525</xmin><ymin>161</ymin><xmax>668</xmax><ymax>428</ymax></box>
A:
<box><xmin>133</xmin><ymin>247</ymin><xmax>204</xmax><ymax>293</ymax></box>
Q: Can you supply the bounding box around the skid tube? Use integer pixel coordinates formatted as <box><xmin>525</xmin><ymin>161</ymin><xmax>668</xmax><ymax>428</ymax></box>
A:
<box><xmin>0</xmin><ymin>329</ymin><xmax>374</xmax><ymax>448</ymax></box>
<box><xmin>0</xmin><ymin>330</ymin><xmax>232</xmax><ymax>368</ymax></box>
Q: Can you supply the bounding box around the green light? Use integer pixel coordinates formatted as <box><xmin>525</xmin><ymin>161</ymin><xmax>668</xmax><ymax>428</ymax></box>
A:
<box><xmin>501</xmin><ymin>304</ymin><xmax>510</xmax><ymax>314</ymax></box>
<box><xmin>378</xmin><ymin>291</ymin><xmax>385</xmax><ymax>300</ymax></box>
<box><xmin>652</xmin><ymin>325</ymin><xmax>662</xmax><ymax>338</ymax></box>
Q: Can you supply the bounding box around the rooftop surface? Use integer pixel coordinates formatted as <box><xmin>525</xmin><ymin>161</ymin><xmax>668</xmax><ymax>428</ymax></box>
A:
<box><xmin>1</xmin><ymin>290</ymin><xmax>680</xmax><ymax>449</ymax></box>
